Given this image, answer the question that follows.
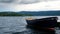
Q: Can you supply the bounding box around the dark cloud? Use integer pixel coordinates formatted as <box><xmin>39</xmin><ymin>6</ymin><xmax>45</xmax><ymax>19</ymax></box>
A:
<box><xmin>0</xmin><ymin>0</ymin><xmax>57</xmax><ymax>4</ymax></box>
<box><xmin>0</xmin><ymin>0</ymin><xmax>13</xmax><ymax>3</ymax></box>
<box><xmin>20</xmin><ymin>0</ymin><xmax>40</xmax><ymax>4</ymax></box>
<box><xmin>19</xmin><ymin>0</ymin><xmax>57</xmax><ymax>4</ymax></box>
<box><xmin>0</xmin><ymin>0</ymin><xmax>40</xmax><ymax>4</ymax></box>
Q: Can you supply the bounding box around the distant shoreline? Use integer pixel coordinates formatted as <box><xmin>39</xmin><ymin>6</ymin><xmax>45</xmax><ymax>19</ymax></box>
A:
<box><xmin>0</xmin><ymin>12</ymin><xmax>32</xmax><ymax>16</ymax></box>
<box><xmin>0</xmin><ymin>11</ymin><xmax>60</xmax><ymax>16</ymax></box>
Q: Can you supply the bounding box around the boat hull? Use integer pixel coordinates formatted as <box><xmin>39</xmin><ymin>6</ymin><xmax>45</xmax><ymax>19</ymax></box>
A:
<box><xmin>26</xmin><ymin>17</ymin><xmax>58</xmax><ymax>28</ymax></box>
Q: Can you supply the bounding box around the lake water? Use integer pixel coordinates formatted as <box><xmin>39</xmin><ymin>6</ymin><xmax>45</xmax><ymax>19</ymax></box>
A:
<box><xmin>0</xmin><ymin>16</ymin><xmax>60</xmax><ymax>34</ymax></box>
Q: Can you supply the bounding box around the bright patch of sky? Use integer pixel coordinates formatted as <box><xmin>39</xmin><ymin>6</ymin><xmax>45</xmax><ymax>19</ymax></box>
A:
<box><xmin>0</xmin><ymin>0</ymin><xmax>60</xmax><ymax>12</ymax></box>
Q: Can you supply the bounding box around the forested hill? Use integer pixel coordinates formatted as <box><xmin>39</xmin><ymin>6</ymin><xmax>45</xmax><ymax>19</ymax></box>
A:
<box><xmin>0</xmin><ymin>12</ymin><xmax>32</xmax><ymax>16</ymax></box>
<box><xmin>18</xmin><ymin>11</ymin><xmax>60</xmax><ymax>16</ymax></box>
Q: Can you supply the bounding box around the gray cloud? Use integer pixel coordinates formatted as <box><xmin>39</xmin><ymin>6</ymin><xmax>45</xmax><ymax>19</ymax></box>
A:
<box><xmin>20</xmin><ymin>0</ymin><xmax>40</xmax><ymax>4</ymax></box>
<box><xmin>0</xmin><ymin>0</ymin><xmax>40</xmax><ymax>4</ymax></box>
<box><xmin>0</xmin><ymin>0</ymin><xmax>59</xmax><ymax>11</ymax></box>
<box><xmin>0</xmin><ymin>0</ymin><xmax>13</xmax><ymax>3</ymax></box>
<box><xmin>0</xmin><ymin>0</ymin><xmax>57</xmax><ymax>4</ymax></box>
<box><xmin>19</xmin><ymin>0</ymin><xmax>57</xmax><ymax>4</ymax></box>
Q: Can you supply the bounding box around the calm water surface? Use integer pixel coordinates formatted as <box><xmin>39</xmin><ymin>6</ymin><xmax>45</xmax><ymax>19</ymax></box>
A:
<box><xmin>0</xmin><ymin>16</ymin><xmax>59</xmax><ymax>34</ymax></box>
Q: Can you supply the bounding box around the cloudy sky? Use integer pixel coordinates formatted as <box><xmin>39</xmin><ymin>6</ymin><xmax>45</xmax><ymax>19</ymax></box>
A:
<box><xmin>0</xmin><ymin>0</ymin><xmax>60</xmax><ymax>12</ymax></box>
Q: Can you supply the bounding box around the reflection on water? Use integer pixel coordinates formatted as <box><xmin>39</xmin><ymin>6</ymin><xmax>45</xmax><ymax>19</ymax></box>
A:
<box><xmin>12</xmin><ymin>25</ymin><xmax>55</xmax><ymax>34</ymax></box>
